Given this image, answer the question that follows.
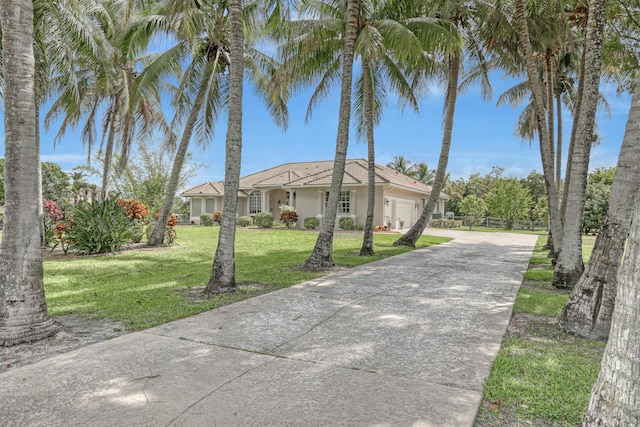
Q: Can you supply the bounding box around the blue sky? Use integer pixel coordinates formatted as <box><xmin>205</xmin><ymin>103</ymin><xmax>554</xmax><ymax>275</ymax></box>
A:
<box><xmin>2</xmin><ymin>72</ymin><xmax>632</xmax><ymax>190</ymax></box>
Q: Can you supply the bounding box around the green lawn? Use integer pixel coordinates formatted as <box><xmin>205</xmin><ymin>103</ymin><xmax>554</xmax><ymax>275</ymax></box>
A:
<box><xmin>478</xmin><ymin>233</ymin><xmax>604</xmax><ymax>425</ymax></box>
<box><xmin>43</xmin><ymin>226</ymin><xmax>449</xmax><ymax>330</ymax></box>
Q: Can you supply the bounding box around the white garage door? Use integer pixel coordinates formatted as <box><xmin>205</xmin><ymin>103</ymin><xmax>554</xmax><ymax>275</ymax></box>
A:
<box><xmin>396</xmin><ymin>201</ymin><xmax>413</xmax><ymax>228</ymax></box>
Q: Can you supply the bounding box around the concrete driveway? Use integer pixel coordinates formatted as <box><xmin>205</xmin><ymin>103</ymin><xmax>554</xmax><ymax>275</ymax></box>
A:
<box><xmin>0</xmin><ymin>229</ymin><xmax>537</xmax><ymax>427</ymax></box>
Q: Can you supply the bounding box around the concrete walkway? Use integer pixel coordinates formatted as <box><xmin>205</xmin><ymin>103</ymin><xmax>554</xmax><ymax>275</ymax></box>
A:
<box><xmin>0</xmin><ymin>230</ymin><xmax>537</xmax><ymax>427</ymax></box>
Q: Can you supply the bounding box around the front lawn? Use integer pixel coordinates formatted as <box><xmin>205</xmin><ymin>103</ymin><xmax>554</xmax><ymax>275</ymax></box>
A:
<box><xmin>44</xmin><ymin>226</ymin><xmax>449</xmax><ymax>330</ymax></box>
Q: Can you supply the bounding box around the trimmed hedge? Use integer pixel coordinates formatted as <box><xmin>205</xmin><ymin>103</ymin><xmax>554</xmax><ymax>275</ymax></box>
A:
<box><xmin>237</xmin><ymin>216</ymin><xmax>253</xmax><ymax>227</ymax></box>
<box><xmin>304</xmin><ymin>217</ymin><xmax>320</xmax><ymax>229</ymax></box>
<box><xmin>430</xmin><ymin>219</ymin><xmax>462</xmax><ymax>229</ymax></box>
<box><xmin>338</xmin><ymin>216</ymin><xmax>355</xmax><ymax>230</ymax></box>
<box><xmin>255</xmin><ymin>212</ymin><xmax>274</xmax><ymax>228</ymax></box>
<box><xmin>200</xmin><ymin>213</ymin><xmax>214</xmax><ymax>226</ymax></box>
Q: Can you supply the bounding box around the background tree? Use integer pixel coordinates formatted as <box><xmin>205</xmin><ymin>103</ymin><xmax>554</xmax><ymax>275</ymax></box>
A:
<box><xmin>0</xmin><ymin>0</ymin><xmax>60</xmax><ymax>345</ymax></box>
<box><xmin>409</xmin><ymin>162</ymin><xmax>436</xmax><ymax>185</ymax></box>
<box><xmin>41</xmin><ymin>162</ymin><xmax>71</xmax><ymax>202</ymax></box>
<box><xmin>458</xmin><ymin>195</ymin><xmax>487</xmax><ymax>230</ymax></box>
<box><xmin>486</xmin><ymin>178</ymin><xmax>532</xmax><ymax>229</ymax></box>
<box><xmin>582</xmin><ymin>173</ymin><xmax>612</xmax><ymax>234</ymax></box>
<box><xmin>386</xmin><ymin>155</ymin><xmax>413</xmax><ymax>175</ymax></box>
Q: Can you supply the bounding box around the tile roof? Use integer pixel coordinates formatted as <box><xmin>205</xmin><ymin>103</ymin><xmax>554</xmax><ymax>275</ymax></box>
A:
<box><xmin>182</xmin><ymin>159</ymin><xmax>448</xmax><ymax>199</ymax></box>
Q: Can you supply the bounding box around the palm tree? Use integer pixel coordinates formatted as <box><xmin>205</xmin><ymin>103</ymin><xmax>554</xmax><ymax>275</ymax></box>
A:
<box><xmin>511</xmin><ymin>0</ymin><xmax>564</xmax><ymax>257</ymax></box>
<box><xmin>0</xmin><ymin>0</ymin><xmax>60</xmax><ymax>345</ymax></box>
<box><xmin>148</xmin><ymin>0</ymin><xmax>288</xmax><ymax>246</ymax></box>
<box><xmin>45</xmin><ymin>0</ymin><xmax>162</xmax><ymax>197</ymax></box>
<box><xmin>386</xmin><ymin>155</ymin><xmax>413</xmax><ymax>175</ymax></box>
<box><xmin>409</xmin><ymin>162</ymin><xmax>436</xmax><ymax>185</ymax></box>
<box><xmin>552</xmin><ymin>0</ymin><xmax>608</xmax><ymax>290</ymax></box>
<box><xmin>204</xmin><ymin>0</ymin><xmax>247</xmax><ymax>292</ymax></box>
<box><xmin>280</xmin><ymin>0</ymin><xmax>452</xmax><ymax>258</ymax></box>
<box><xmin>293</xmin><ymin>0</ymin><xmax>360</xmax><ymax>271</ymax></box>
<box><xmin>583</xmin><ymin>91</ymin><xmax>640</xmax><ymax>419</ymax></box>
<box><xmin>394</xmin><ymin>0</ymin><xmax>482</xmax><ymax>247</ymax></box>
<box><xmin>560</xmin><ymin>76</ymin><xmax>640</xmax><ymax>340</ymax></box>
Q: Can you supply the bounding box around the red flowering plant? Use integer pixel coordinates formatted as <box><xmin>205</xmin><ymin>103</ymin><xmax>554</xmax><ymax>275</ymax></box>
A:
<box><xmin>118</xmin><ymin>199</ymin><xmax>149</xmax><ymax>243</ymax></box>
<box><xmin>43</xmin><ymin>200</ymin><xmax>72</xmax><ymax>253</ymax></box>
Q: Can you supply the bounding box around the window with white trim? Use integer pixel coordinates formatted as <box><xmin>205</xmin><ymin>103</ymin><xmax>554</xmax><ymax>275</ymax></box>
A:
<box><xmin>249</xmin><ymin>191</ymin><xmax>261</xmax><ymax>214</ymax></box>
<box><xmin>326</xmin><ymin>191</ymin><xmax>350</xmax><ymax>214</ymax></box>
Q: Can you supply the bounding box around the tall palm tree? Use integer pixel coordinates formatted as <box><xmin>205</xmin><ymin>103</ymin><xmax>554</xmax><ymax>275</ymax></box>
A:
<box><xmin>511</xmin><ymin>0</ymin><xmax>564</xmax><ymax>256</ymax></box>
<box><xmin>148</xmin><ymin>0</ymin><xmax>288</xmax><ymax>246</ymax></box>
<box><xmin>295</xmin><ymin>0</ymin><xmax>360</xmax><ymax>271</ymax></box>
<box><xmin>583</xmin><ymin>83</ymin><xmax>640</xmax><ymax>419</ymax></box>
<box><xmin>204</xmin><ymin>0</ymin><xmax>247</xmax><ymax>293</ymax></box>
<box><xmin>553</xmin><ymin>0</ymin><xmax>609</xmax><ymax>289</ymax></box>
<box><xmin>45</xmin><ymin>0</ymin><xmax>162</xmax><ymax>197</ymax></box>
<box><xmin>560</xmin><ymin>75</ymin><xmax>640</xmax><ymax>340</ymax></box>
<box><xmin>0</xmin><ymin>0</ymin><xmax>60</xmax><ymax>345</ymax></box>
<box><xmin>280</xmin><ymin>0</ymin><xmax>452</xmax><ymax>257</ymax></box>
<box><xmin>394</xmin><ymin>0</ymin><xmax>481</xmax><ymax>247</ymax></box>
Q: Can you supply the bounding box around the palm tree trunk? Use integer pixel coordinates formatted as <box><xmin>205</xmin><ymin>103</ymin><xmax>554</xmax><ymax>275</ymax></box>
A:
<box><xmin>359</xmin><ymin>58</ymin><xmax>375</xmax><ymax>256</ymax></box>
<box><xmin>302</xmin><ymin>0</ymin><xmax>359</xmax><ymax>270</ymax></box>
<box><xmin>583</xmin><ymin>192</ymin><xmax>640</xmax><ymax>424</ymax></box>
<box><xmin>515</xmin><ymin>0</ymin><xmax>563</xmax><ymax>258</ymax></box>
<box><xmin>394</xmin><ymin>52</ymin><xmax>460</xmax><ymax>247</ymax></box>
<box><xmin>555</xmin><ymin>90</ymin><xmax>563</xmax><ymax>195</ymax></box>
<box><xmin>148</xmin><ymin>91</ymin><xmax>205</xmax><ymax>246</ymax></box>
<box><xmin>0</xmin><ymin>0</ymin><xmax>60</xmax><ymax>345</ymax></box>
<box><xmin>101</xmin><ymin>101</ymin><xmax>120</xmax><ymax>199</ymax></box>
<box><xmin>204</xmin><ymin>0</ymin><xmax>244</xmax><ymax>294</ymax></box>
<box><xmin>562</xmin><ymin>47</ymin><xmax>587</xmax><ymax>221</ymax></box>
<box><xmin>545</xmin><ymin>51</ymin><xmax>555</xmax><ymax>181</ymax></box>
<box><xmin>560</xmin><ymin>77</ymin><xmax>640</xmax><ymax>340</ymax></box>
<box><xmin>553</xmin><ymin>0</ymin><xmax>608</xmax><ymax>290</ymax></box>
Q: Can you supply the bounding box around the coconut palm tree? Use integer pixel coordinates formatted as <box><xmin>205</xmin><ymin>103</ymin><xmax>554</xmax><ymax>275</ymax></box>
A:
<box><xmin>0</xmin><ymin>0</ymin><xmax>60</xmax><ymax>345</ymax></box>
<box><xmin>45</xmin><ymin>0</ymin><xmax>163</xmax><ymax>197</ymax></box>
<box><xmin>409</xmin><ymin>162</ymin><xmax>436</xmax><ymax>185</ymax></box>
<box><xmin>280</xmin><ymin>0</ymin><xmax>453</xmax><ymax>258</ymax></box>
<box><xmin>281</xmin><ymin>0</ymin><xmax>360</xmax><ymax>270</ymax></box>
<box><xmin>148</xmin><ymin>0</ymin><xmax>288</xmax><ymax>247</ymax></box>
<box><xmin>394</xmin><ymin>0</ymin><xmax>484</xmax><ymax>247</ymax></box>
<box><xmin>204</xmin><ymin>0</ymin><xmax>247</xmax><ymax>292</ymax></box>
<box><xmin>560</xmin><ymin>76</ymin><xmax>640</xmax><ymax>340</ymax></box>
<box><xmin>583</xmin><ymin>82</ymin><xmax>640</xmax><ymax>419</ymax></box>
<box><xmin>386</xmin><ymin>155</ymin><xmax>413</xmax><ymax>175</ymax></box>
<box><xmin>552</xmin><ymin>0</ymin><xmax>609</xmax><ymax>290</ymax></box>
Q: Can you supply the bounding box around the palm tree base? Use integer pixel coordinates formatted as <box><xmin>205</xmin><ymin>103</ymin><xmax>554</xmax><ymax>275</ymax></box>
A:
<box><xmin>1</xmin><ymin>318</ymin><xmax>61</xmax><ymax>347</ymax></box>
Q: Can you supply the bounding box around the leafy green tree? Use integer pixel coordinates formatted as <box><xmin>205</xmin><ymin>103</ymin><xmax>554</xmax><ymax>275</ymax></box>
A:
<box><xmin>583</xmin><ymin>181</ymin><xmax>611</xmax><ymax>234</ymax></box>
<box><xmin>459</xmin><ymin>195</ymin><xmax>487</xmax><ymax>230</ymax></box>
<box><xmin>486</xmin><ymin>178</ymin><xmax>532</xmax><ymax>229</ymax></box>
<box><xmin>41</xmin><ymin>162</ymin><xmax>71</xmax><ymax>202</ymax></box>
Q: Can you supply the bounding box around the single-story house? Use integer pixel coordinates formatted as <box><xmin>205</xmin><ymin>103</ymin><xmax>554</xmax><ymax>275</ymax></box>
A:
<box><xmin>181</xmin><ymin>159</ymin><xmax>449</xmax><ymax>230</ymax></box>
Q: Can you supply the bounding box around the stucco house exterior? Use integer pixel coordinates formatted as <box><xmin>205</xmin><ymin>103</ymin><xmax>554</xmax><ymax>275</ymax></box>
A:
<box><xmin>181</xmin><ymin>159</ymin><xmax>449</xmax><ymax>230</ymax></box>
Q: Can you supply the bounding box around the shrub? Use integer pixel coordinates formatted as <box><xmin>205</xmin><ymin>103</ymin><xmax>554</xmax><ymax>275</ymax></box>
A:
<box><xmin>237</xmin><ymin>216</ymin><xmax>253</xmax><ymax>227</ymax></box>
<box><xmin>213</xmin><ymin>211</ymin><xmax>223</xmax><ymax>224</ymax></box>
<box><xmin>200</xmin><ymin>213</ymin><xmax>214</xmax><ymax>226</ymax></box>
<box><xmin>67</xmin><ymin>198</ymin><xmax>133</xmax><ymax>254</ymax></box>
<box><xmin>254</xmin><ymin>212</ymin><xmax>274</xmax><ymax>228</ymax></box>
<box><xmin>429</xmin><ymin>219</ymin><xmax>462</xmax><ymax>229</ymax></box>
<box><xmin>280</xmin><ymin>210</ymin><xmax>299</xmax><ymax>228</ymax></box>
<box><xmin>304</xmin><ymin>217</ymin><xmax>320</xmax><ymax>230</ymax></box>
<box><xmin>118</xmin><ymin>199</ymin><xmax>148</xmax><ymax>220</ymax></box>
<box><xmin>338</xmin><ymin>216</ymin><xmax>355</xmax><ymax>230</ymax></box>
<box><xmin>43</xmin><ymin>200</ymin><xmax>65</xmax><ymax>246</ymax></box>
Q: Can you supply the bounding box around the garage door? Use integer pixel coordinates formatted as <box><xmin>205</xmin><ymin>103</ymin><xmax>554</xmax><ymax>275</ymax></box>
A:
<box><xmin>396</xmin><ymin>201</ymin><xmax>413</xmax><ymax>228</ymax></box>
